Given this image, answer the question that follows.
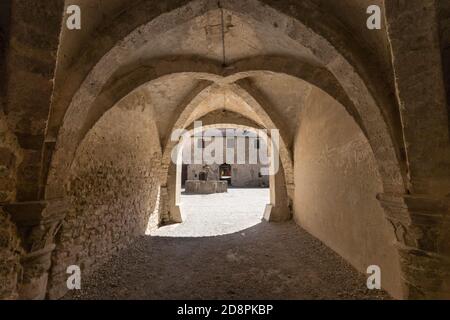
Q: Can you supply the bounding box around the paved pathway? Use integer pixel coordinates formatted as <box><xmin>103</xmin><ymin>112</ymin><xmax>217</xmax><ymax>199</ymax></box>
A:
<box><xmin>66</xmin><ymin>189</ymin><xmax>389</xmax><ymax>300</ymax></box>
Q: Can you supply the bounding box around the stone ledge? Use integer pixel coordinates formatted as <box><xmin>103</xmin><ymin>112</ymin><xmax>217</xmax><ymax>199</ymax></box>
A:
<box><xmin>377</xmin><ymin>193</ymin><xmax>450</xmax><ymax>225</ymax></box>
<box><xmin>377</xmin><ymin>192</ymin><xmax>450</xmax><ymax>253</ymax></box>
<box><xmin>185</xmin><ymin>180</ymin><xmax>228</xmax><ymax>194</ymax></box>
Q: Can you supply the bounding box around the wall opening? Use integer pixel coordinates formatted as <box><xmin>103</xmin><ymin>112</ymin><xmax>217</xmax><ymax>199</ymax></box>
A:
<box><xmin>150</xmin><ymin>126</ymin><xmax>274</xmax><ymax>237</ymax></box>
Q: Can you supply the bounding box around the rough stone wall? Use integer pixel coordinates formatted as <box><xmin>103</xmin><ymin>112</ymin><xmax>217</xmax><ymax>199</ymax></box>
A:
<box><xmin>0</xmin><ymin>113</ymin><xmax>24</xmax><ymax>300</ymax></box>
<box><xmin>47</xmin><ymin>101</ymin><xmax>162</xmax><ymax>299</ymax></box>
<box><xmin>0</xmin><ymin>3</ymin><xmax>22</xmax><ymax>300</ymax></box>
<box><xmin>187</xmin><ymin>164</ymin><xmax>269</xmax><ymax>188</ymax></box>
<box><xmin>0</xmin><ymin>208</ymin><xmax>23</xmax><ymax>300</ymax></box>
<box><xmin>438</xmin><ymin>0</ymin><xmax>450</xmax><ymax>119</ymax></box>
<box><xmin>0</xmin><ymin>1</ymin><xmax>19</xmax><ymax>204</ymax></box>
<box><xmin>293</xmin><ymin>88</ymin><xmax>403</xmax><ymax>299</ymax></box>
<box><xmin>4</xmin><ymin>0</ymin><xmax>64</xmax><ymax>201</ymax></box>
<box><xmin>230</xmin><ymin>164</ymin><xmax>268</xmax><ymax>188</ymax></box>
<box><xmin>0</xmin><ymin>113</ymin><xmax>22</xmax><ymax>203</ymax></box>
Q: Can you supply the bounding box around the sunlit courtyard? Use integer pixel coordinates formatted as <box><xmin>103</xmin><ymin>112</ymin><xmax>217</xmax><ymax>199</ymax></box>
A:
<box><xmin>151</xmin><ymin>188</ymin><xmax>270</xmax><ymax>237</ymax></box>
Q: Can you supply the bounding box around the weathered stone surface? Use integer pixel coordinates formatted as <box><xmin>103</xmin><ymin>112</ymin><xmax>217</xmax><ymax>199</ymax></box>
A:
<box><xmin>385</xmin><ymin>0</ymin><xmax>450</xmax><ymax>196</ymax></box>
<box><xmin>2</xmin><ymin>0</ymin><xmax>64</xmax><ymax>203</ymax></box>
<box><xmin>0</xmin><ymin>208</ymin><xmax>23</xmax><ymax>300</ymax></box>
<box><xmin>378</xmin><ymin>193</ymin><xmax>450</xmax><ymax>299</ymax></box>
<box><xmin>0</xmin><ymin>113</ymin><xmax>22</xmax><ymax>204</ymax></box>
<box><xmin>185</xmin><ymin>180</ymin><xmax>228</xmax><ymax>194</ymax></box>
<box><xmin>2</xmin><ymin>199</ymin><xmax>65</xmax><ymax>300</ymax></box>
<box><xmin>47</xmin><ymin>102</ymin><xmax>162</xmax><ymax>299</ymax></box>
<box><xmin>0</xmin><ymin>0</ymin><xmax>449</xmax><ymax>301</ymax></box>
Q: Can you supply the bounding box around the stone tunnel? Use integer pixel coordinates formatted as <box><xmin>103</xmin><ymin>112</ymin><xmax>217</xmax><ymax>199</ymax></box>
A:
<box><xmin>0</xmin><ymin>0</ymin><xmax>449</xmax><ymax>300</ymax></box>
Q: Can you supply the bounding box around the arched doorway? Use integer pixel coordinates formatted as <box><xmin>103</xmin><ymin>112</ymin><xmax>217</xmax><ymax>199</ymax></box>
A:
<box><xmin>219</xmin><ymin>163</ymin><xmax>232</xmax><ymax>185</ymax></box>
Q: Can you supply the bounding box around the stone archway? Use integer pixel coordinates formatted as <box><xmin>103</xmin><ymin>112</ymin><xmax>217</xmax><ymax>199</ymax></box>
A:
<box><xmin>1</xmin><ymin>0</ymin><xmax>449</xmax><ymax>302</ymax></box>
<box><xmin>164</xmin><ymin>120</ymin><xmax>291</xmax><ymax>225</ymax></box>
<box><xmin>157</xmin><ymin>83</ymin><xmax>295</xmax><ymax>221</ymax></box>
<box><xmin>45</xmin><ymin>54</ymin><xmax>363</xmax><ymax>201</ymax></box>
<box><xmin>38</xmin><ymin>0</ymin><xmax>407</xmax><ymax>301</ymax></box>
<box><xmin>44</xmin><ymin>1</ymin><xmax>405</xmax><ymax>201</ymax></box>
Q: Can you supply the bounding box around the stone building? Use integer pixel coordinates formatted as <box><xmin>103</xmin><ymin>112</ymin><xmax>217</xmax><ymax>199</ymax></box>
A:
<box><xmin>0</xmin><ymin>0</ymin><xmax>449</xmax><ymax>300</ymax></box>
<box><xmin>182</xmin><ymin>128</ymin><xmax>270</xmax><ymax>188</ymax></box>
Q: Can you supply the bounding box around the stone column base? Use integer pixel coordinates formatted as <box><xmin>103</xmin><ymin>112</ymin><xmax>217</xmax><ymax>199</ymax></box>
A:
<box><xmin>18</xmin><ymin>245</ymin><xmax>55</xmax><ymax>300</ymax></box>
<box><xmin>263</xmin><ymin>203</ymin><xmax>291</xmax><ymax>222</ymax></box>
<box><xmin>3</xmin><ymin>199</ymin><xmax>67</xmax><ymax>300</ymax></box>
<box><xmin>377</xmin><ymin>193</ymin><xmax>450</xmax><ymax>299</ymax></box>
<box><xmin>159</xmin><ymin>186</ymin><xmax>182</xmax><ymax>225</ymax></box>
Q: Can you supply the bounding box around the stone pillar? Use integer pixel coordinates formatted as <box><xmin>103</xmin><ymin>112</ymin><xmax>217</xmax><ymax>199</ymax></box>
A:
<box><xmin>159</xmin><ymin>186</ymin><xmax>182</xmax><ymax>225</ymax></box>
<box><xmin>3</xmin><ymin>199</ymin><xmax>66</xmax><ymax>300</ymax></box>
<box><xmin>385</xmin><ymin>0</ymin><xmax>450</xmax><ymax>195</ymax></box>
<box><xmin>158</xmin><ymin>186</ymin><xmax>170</xmax><ymax>225</ymax></box>
<box><xmin>167</xmin><ymin>161</ymin><xmax>183</xmax><ymax>224</ymax></box>
<box><xmin>377</xmin><ymin>193</ymin><xmax>450</xmax><ymax>299</ymax></box>
<box><xmin>264</xmin><ymin>164</ymin><xmax>291</xmax><ymax>222</ymax></box>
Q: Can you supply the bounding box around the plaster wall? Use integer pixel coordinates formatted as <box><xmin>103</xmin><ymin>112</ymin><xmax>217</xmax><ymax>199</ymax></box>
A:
<box><xmin>293</xmin><ymin>88</ymin><xmax>403</xmax><ymax>299</ymax></box>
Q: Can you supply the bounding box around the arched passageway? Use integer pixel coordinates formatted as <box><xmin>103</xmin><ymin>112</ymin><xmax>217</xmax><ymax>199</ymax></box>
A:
<box><xmin>1</xmin><ymin>0</ymin><xmax>449</xmax><ymax>300</ymax></box>
<box><xmin>151</xmin><ymin>123</ymin><xmax>273</xmax><ymax>238</ymax></box>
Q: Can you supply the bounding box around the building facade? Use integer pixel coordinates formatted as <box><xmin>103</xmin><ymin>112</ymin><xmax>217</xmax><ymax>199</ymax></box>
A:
<box><xmin>181</xmin><ymin>129</ymin><xmax>270</xmax><ymax>188</ymax></box>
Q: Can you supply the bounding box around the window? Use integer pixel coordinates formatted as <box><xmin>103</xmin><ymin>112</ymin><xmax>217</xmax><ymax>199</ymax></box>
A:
<box><xmin>227</xmin><ymin>138</ymin><xmax>234</xmax><ymax>148</ymax></box>
<box><xmin>197</xmin><ymin>139</ymin><xmax>205</xmax><ymax>149</ymax></box>
<box><xmin>255</xmin><ymin>139</ymin><xmax>260</xmax><ymax>149</ymax></box>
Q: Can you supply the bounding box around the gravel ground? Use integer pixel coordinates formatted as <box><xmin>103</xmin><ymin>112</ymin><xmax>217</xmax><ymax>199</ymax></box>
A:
<box><xmin>65</xmin><ymin>189</ymin><xmax>390</xmax><ymax>300</ymax></box>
